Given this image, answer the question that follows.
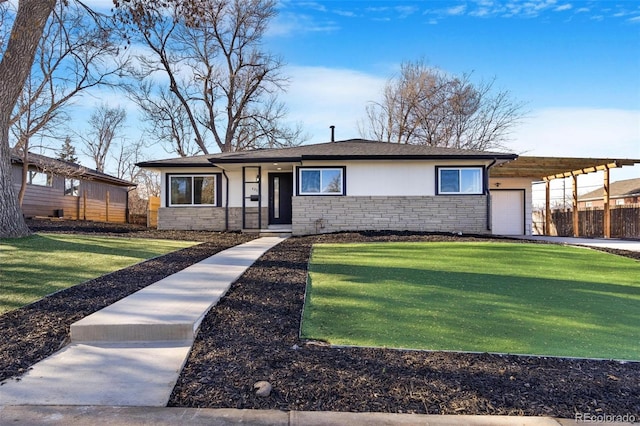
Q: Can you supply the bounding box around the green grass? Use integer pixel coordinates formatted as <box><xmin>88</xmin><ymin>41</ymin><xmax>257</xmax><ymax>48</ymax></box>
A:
<box><xmin>302</xmin><ymin>242</ymin><xmax>640</xmax><ymax>361</ymax></box>
<box><xmin>0</xmin><ymin>233</ymin><xmax>198</xmax><ymax>314</ymax></box>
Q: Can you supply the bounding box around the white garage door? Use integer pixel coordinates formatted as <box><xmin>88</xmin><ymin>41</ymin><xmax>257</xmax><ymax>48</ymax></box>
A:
<box><xmin>491</xmin><ymin>190</ymin><xmax>524</xmax><ymax>235</ymax></box>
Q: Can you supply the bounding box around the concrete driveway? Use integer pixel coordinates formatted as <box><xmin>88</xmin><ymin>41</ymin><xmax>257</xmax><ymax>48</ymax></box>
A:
<box><xmin>511</xmin><ymin>235</ymin><xmax>640</xmax><ymax>252</ymax></box>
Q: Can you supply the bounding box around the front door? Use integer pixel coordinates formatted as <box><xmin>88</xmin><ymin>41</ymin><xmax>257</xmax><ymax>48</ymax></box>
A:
<box><xmin>268</xmin><ymin>173</ymin><xmax>293</xmax><ymax>225</ymax></box>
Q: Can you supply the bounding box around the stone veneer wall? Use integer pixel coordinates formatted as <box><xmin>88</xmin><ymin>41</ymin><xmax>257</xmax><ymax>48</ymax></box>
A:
<box><xmin>157</xmin><ymin>207</ymin><xmax>267</xmax><ymax>231</ymax></box>
<box><xmin>292</xmin><ymin>195</ymin><xmax>489</xmax><ymax>236</ymax></box>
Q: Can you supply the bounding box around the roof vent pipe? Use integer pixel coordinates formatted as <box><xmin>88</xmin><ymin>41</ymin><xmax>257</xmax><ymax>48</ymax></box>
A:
<box><xmin>330</xmin><ymin>125</ymin><xmax>335</xmax><ymax>142</ymax></box>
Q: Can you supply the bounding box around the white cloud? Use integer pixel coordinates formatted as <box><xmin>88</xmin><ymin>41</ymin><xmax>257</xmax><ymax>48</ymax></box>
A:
<box><xmin>446</xmin><ymin>5</ymin><xmax>467</xmax><ymax>16</ymax></box>
<box><xmin>511</xmin><ymin>107</ymin><xmax>640</xmax><ymax>194</ymax></box>
<box><xmin>554</xmin><ymin>4</ymin><xmax>573</xmax><ymax>12</ymax></box>
<box><xmin>509</xmin><ymin>107</ymin><xmax>640</xmax><ymax>158</ymax></box>
<box><xmin>395</xmin><ymin>6</ymin><xmax>419</xmax><ymax>19</ymax></box>
<box><xmin>282</xmin><ymin>66</ymin><xmax>386</xmax><ymax>143</ymax></box>
<box><xmin>269</xmin><ymin>12</ymin><xmax>339</xmax><ymax>36</ymax></box>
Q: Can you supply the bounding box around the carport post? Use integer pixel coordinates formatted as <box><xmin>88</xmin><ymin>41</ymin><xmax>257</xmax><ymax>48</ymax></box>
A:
<box><xmin>572</xmin><ymin>174</ymin><xmax>579</xmax><ymax>237</ymax></box>
<box><xmin>545</xmin><ymin>180</ymin><xmax>551</xmax><ymax>235</ymax></box>
<box><xmin>603</xmin><ymin>166</ymin><xmax>611</xmax><ymax>238</ymax></box>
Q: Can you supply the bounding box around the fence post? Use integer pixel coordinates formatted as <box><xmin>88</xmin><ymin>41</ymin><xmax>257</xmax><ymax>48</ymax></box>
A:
<box><xmin>572</xmin><ymin>174</ymin><xmax>579</xmax><ymax>237</ymax></box>
<box><xmin>603</xmin><ymin>167</ymin><xmax>611</xmax><ymax>238</ymax></box>
<box><xmin>545</xmin><ymin>180</ymin><xmax>551</xmax><ymax>235</ymax></box>
<box><xmin>83</xmin><ymin>190</ymin><xmax>87</xmax><ymax>220</ymax></box>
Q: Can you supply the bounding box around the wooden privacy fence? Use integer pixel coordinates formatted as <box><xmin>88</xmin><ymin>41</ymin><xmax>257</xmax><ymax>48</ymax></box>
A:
<box><xmin>76</xmin><ymin>190</ymin><xmax>126</xmax><ymax>223</ymax></box>
<box><xmin>533</xmin><ymin>204</ymin><xmax>640</xmax><ymax>238</ymax></box>
<box><xmin>147</xmin><ymin>196</ymin><xmax>160</xmax><ymax>228</ymax></box>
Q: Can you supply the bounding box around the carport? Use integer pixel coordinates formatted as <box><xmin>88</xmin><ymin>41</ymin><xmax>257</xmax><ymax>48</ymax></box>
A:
<box><xmin>491</xmin><ymin>156</ymin><xmax>640</xmax><ymax>238</ymax></box>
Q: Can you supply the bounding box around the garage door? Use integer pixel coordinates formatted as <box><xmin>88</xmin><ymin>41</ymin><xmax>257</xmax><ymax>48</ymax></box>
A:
<box><xmin>491</xmin><ymin>190</ymin><xmax>524</xmax><ymax>235</ymax></box>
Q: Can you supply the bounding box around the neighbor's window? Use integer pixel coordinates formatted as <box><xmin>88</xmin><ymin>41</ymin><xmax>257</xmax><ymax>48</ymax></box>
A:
<box><xmin>437</xmin><ymin>167</ymin><xmax>483</xmax><ymax>194</ymax></box>
<box><xmin>169</xmin><ymin>175</ymin><xmax>216</xmax><ymax>206</ymax></box>
<box><xmin>27</xmin><ymin>169</ymin><xmax>52</xmax><ymax>187</ymax></box>
<box><xmin>299</xmin><ymin>168</ymin><xmax>344</xmax><ymax>195</ymax></box>
<box><xmin>64</xmin><ymin>178</ymin><xmax>80</xmax><ymax>196</ymax></box>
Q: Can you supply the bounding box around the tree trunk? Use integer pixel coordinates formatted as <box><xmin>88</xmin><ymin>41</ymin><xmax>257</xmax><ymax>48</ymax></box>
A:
<box><xmin>18</xmin><ymin>148</ymin><xmax>29</xmax><ymax>207</ymax></box>
<box><xmin>0</xmin><ymin>0</ymin><xmax>56</xmax><ymax>238</ymax></box>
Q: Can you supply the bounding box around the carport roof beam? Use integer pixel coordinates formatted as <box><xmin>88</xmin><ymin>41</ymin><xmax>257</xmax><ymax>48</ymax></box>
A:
<box><xmin>542</xmin><ymin>162</ymin><xmax>622</xmax><ymax>181</ymax></box>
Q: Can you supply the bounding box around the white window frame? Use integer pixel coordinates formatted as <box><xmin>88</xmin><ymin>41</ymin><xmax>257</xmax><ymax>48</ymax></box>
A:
<box><xmin>437</xmin><ymin>167</ymin><xmax>484</xmax><ymax>195</ymax></box>
<box><xmin>168</xmin><ymin>174</ymin><xmax>217</xmax><ymax>207</ymax></box>
<box><xmin>298</xmin><ymin>167</ymin><xmax>345</xmax><ymax>195</ymax></box>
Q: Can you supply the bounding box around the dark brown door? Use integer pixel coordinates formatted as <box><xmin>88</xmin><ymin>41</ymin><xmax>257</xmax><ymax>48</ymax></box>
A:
<box><xmin>269</xmin><ymin>173</ymin><xmax>293</xmax><ymax>225</ymax></box>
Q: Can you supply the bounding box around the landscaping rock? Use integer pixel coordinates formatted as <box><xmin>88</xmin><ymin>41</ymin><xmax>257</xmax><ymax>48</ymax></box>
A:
<box><xmin>254</xmin><ymin>381</ymin><xmax>272</xmax><ymax>397</ymax></box>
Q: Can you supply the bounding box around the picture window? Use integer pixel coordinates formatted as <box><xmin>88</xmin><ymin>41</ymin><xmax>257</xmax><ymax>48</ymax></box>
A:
<box><xmin>298</xmin><ymin>168</ymin><xmax>344</xmax><ymax>195</ymax></box>
<box><xmin>169</xmin><ymin>174</ymin><xmax>217</xmax><ymax>206</ymax></box>
<box><xmin>437</xmin><ymin>167</ymin><xmax>483</xmax><ymax>194</ymax></box>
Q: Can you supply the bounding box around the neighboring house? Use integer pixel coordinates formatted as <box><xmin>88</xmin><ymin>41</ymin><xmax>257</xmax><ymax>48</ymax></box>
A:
<box><xmin>138</xmin><ymin>139</ymin><xmax>534</xmax><ymax>236</ymax></box>
<box><xmin>578</xmin><ymin>178</ymin><xmax>640</xmax><ymax>209</ymax></box>
<box><xmin>11</xmin><ymin>152</ymin><xmax>135</xmax><ymax>223</ymax></box>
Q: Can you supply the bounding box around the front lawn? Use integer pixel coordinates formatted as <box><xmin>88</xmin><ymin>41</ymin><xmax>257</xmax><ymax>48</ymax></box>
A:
<box><xmin>0</xmin><ymin>233</ymin><xmax>197</xmax><ymax>314</ymax></box>
<box><xmin>302</xmin><ymin>242</ymin><xmax>640</xmax><ymax>361</ymax></box>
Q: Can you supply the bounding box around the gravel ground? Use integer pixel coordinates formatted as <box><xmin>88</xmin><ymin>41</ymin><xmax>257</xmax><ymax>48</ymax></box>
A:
<box><xmin>1</xmin><ymin>220</ymin><xmax>638</xmax><ymax>419</ymax></box>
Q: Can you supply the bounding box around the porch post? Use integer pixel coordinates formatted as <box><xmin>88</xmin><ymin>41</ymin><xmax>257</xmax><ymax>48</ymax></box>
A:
<box><xmin>545</xmin><ymin>179</ymin><xmax>551</xmax><ymax>235</ymax></box>
<box><xmin>572</xmin><ymin>174</ymin><xmax>579</xmax><ymax>237</ymax></box>
<box><xmin>603</xmin><ymin>166</ymin><xmax>611</xmax><ymax>238</ymax></box>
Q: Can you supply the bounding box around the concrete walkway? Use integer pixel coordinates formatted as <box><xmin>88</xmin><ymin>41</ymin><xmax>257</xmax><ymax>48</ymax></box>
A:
<box><xmin>510</xmin><ymin>235</ymin><xmax>640</xmax><ymax>252</ymax></box>
<box><xmin>0</xmin><ymin>237</ymin><xmax>286</xmax><ymax>407</ymax></box>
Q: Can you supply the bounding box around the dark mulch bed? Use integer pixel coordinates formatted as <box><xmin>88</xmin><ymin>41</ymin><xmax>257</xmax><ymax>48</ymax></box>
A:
<box><xmin>2</xmin><ymin>222</ymin><xmax>639</xmax><ymax>418</ymax></box>
<box><xmin>167</xmin><ymin>233</ymin><xmax>639</xmax><ymax>418</ymax></box>
<box><xmin>0</xmin><ymin>220</ymin><xmax>255</xmax><ymax>382</ymax></box>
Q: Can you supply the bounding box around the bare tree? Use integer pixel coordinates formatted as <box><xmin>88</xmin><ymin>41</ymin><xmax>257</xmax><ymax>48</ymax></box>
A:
<box><xmin>80</xmin><ymin>104</ymin><xmax>127</xmax><ymax>172</ymax></box>
<box><xmin>9</xmin><ymin>1</ymin><xmax>127</xmax><ymax>209</ymax></box>
<box><xmin>0</xmin><ymin>0</ymin><xmax>56</xmax><ymax>238</ymax></box>
<box><xmin>126</xmin><ymin>0</ymin><xmax>305</xmax><ymax>155</ymax></box>
<box><xmin>0</xmin><ymin>0</ymin><xmax>209</xmax><ymax>237</ymax></box>
<box><xmin>359</xmin><ymin>60</ymin><xmax>525</xmax><ymax>151</ymax></box>
<box><xmin>130</xmin><ymin>81</ymin><xmax>200</xmax><ymax>157</ymax></box>
<box><xmin>113</xmin><ymin>137</ymin><xmax>145</xmax><ymax>181</ymax></box>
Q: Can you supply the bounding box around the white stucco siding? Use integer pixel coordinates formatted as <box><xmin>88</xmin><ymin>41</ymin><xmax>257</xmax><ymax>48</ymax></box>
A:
<box><xmin>225</xmin><ymin>169</ymin><xmax>245</xmax><ymax>207</ymax></box>
<box><xmin>345</xmin><ymin>161</ymin><xmax>436</xmax><ymax>196</ymax></box>
<box><xmin>300</xmin><ymin>160</ymin><xmax>494</xmax><ymax>196</ymax></box>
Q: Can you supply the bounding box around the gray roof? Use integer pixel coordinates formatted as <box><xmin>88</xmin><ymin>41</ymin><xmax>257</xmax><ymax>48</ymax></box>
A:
<box><xmin>579</xmin><ymin>178</ymin><xmax>640</xmax><ymax>201</ymax></box>
<box><xmin>137</xmin><ymin>139</ymin><xmax>517</xmax><ymax>168</ymax></box>
<box><xmin>11</xmin><ymin>151</ymin><xmax>136</xmax><ymax>187</ymax></box>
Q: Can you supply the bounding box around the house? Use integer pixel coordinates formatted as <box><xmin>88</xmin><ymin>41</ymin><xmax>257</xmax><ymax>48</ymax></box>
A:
<box><xmin>11</xmin><ymin>152</ymin><xmax>135</xmax><ymax>223</ymax></box>
<box><xmin>578</xmin><ymin>178</ymin><xmax>640</xmax><ymax>209</ymax></box>
<box><xmin>138</xmin><ymin>139</ymin><xmax>535</xmax><ymax>236</ymax></box>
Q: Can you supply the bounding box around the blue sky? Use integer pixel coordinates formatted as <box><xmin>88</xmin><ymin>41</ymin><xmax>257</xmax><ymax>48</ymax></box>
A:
<box><xmin>81</xmin><ymin>0</ymin><xmax>639</xmax><ymax>187</ymax></box>
<box><xmin>261</xmin><ymin>0</ymin><xmax>640</xmax><ymax>187</ymax></box>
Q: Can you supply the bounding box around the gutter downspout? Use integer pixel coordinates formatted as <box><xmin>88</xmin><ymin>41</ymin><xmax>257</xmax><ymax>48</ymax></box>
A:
<box><xmin>221</xmin><ymin>169</ymin><xmax>229</xmax><ymax>231</ymax></box>
<box><xmin>485</xmin><ymin>158</ymin><xmax>498</xmax><ymax>232</ymax></box>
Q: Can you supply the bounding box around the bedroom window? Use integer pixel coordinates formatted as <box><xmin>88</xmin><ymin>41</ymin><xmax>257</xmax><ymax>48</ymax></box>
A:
<box><xmin>27</xmin><ymin>169</ymin><xmax>52</xmax><ymax>187</ymax></box>
<box><xmin>64</xmin><ymin>178</ymin><xmax>80</xmax><ymax>196</ymax></box>
<box><xmin>299</xmin><ymin>167</ymin><xmax>344</xmax><ymax>195</ymax></box>
<box><xmin>169</xmin><ymin>175</ymin><xmax>217</xmax><ymax>206</ymax></box>
<box><xmin>437</xmin><ymin>167</ymin><xmax>483</xmax><ymax>194</ymax></box>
